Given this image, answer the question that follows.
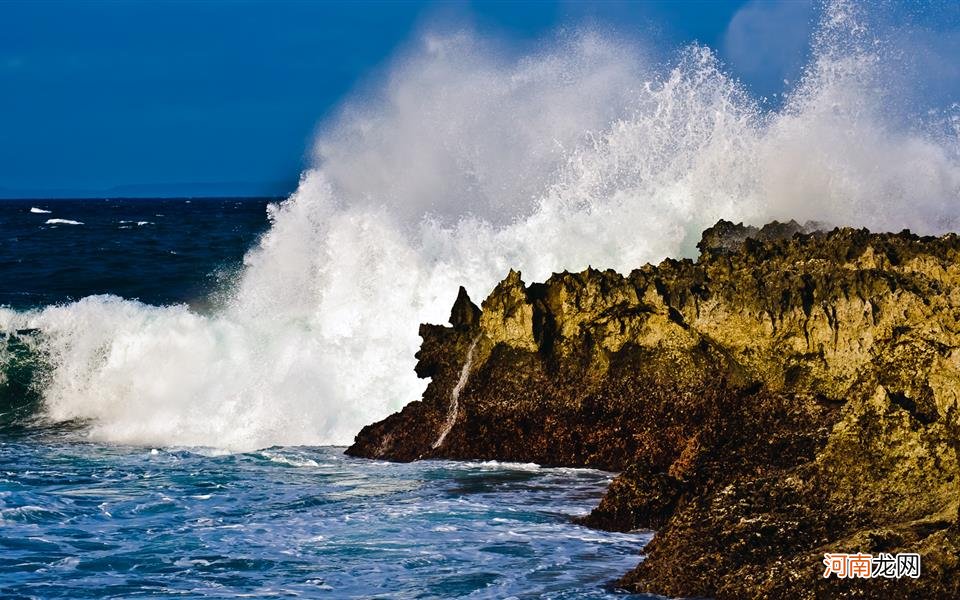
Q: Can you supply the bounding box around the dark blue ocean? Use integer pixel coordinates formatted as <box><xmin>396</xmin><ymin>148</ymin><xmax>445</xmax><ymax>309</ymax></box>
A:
<box><xmin>0</xmin><ymin>199</ymin><xmax>651</xmax><ymax>599</ymax></box>
<box><xmin>0</xmin><ymin>199</ymin><xmax>273</xmax><ymax>309</ymax></box>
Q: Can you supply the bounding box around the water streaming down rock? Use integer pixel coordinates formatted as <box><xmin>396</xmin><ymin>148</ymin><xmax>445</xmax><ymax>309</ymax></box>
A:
<box><xmin>432</xmin><ymin>336</ymin><xmax>479</xmax><ymax>450</ymax></box>
<box><xmin>0</xmin><ymin>0</ymin><xmax>959</xmax><ymax>450</ymax></box>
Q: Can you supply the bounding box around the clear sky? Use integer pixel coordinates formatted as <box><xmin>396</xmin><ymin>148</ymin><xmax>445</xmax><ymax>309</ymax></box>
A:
<box><xmin>2</xmin><ymin>0</ymin><xmax>948</xmax><ymax>198</ymax></box>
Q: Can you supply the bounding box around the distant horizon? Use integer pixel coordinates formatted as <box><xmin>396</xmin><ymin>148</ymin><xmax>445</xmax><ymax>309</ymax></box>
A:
<box><xmin>0</xmin><ymin>180</ymin><xmax>298</xmax><ymax>200</ymax></box>
<box><xmin>1</xmin><ymin>195</ymin><xmax>287</xmax><ymax>201</ymax></box>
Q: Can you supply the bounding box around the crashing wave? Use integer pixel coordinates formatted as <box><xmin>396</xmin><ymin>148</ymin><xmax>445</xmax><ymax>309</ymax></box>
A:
<box><xmin>1</xmin><ymin>0</ymin><xmax>958</xmax><ymax>450</ymax></box>
<box><xmin>0</xmin><ymin>331</ymin><xmax>47</xmax><ymax>429</ymax></box>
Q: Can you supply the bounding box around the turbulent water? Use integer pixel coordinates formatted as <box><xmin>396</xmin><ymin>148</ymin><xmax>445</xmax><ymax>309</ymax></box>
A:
<box><xmin>1</xmin><ymin>0</ymin><xmax>959</xmax><ymax>596</ymax></box>
<box><xmin>0</xmin><ymin>200</ymin><xmax>648</xmax><ymax>598</ymax></box>
<box><xmin>0</xmin><ymin>433</ymin><xmax>647</xmax><ymax>599</ymax></box>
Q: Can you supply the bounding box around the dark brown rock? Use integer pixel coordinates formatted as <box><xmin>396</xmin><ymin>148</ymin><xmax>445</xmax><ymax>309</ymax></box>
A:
<box><xmin>449</xmin><ymin>286</ymin><xmax>481</xmax><ymax>331</ymax></box>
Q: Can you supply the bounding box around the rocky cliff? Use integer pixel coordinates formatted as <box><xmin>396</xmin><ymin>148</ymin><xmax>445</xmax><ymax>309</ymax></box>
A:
<box><xmin>347</xmin><ymin>221</ymin><xmax>960</xmax><ymax>599</ymax></box>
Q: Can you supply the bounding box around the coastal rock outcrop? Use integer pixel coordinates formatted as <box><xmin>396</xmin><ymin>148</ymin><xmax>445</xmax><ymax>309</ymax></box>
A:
<box><xmin>348</xmin><ymin>220</ymin><xmax>960</xmax><ymax>599</ymax></box>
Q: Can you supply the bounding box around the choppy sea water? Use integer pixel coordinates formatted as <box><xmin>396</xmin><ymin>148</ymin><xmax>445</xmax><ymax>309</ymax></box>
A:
<box><xmin>0</xmin><ymin>199</ymin><xmax>651</xmax><ymax>598</ymax></box>
<box><xmin>0</xmin><ymin>198</ymin><xmax>271</xmax><ymax>309</ymax></box>
<box><xmin>0</xmin><ymin>435</ymin><xmax>650</xmax><ymax>599</ymax></box>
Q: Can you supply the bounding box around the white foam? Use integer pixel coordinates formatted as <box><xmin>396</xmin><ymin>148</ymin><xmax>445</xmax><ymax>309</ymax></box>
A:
<box><xmin>258</xmin><ymin>450</ymin><xmax>321</xmax><ymax>468</ymax></box>
<box><xmin>472</xmin><ymin>461</ymin><xmax>542</xmax><ymax>472</ymax></box>
<box><xmin>3</xmin><ymin>1</ymin><xmax>959</xmax><ymax>451</ymax></box>
<box><xmin>44</xmin><ymin>219</ymin><xmax>83</xmax><ymax>225</ymax></box>
<box><xmin>30</xmin><ymin>207</ymin><xmax>51</xmax><ymax>214</ymax></box>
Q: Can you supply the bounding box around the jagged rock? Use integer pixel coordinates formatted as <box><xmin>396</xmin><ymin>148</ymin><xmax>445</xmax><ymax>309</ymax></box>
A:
<box><xmin>449</xmin><ymin>286</ymin><xmax>481</xmax><ymax>330</ymax></box>
<box><xmin>347</xmin><ymin>221</ymin><xmax>960</xmax><ymax>599</ymax></box>
<box><xmin>577</xmin><ymin>463</ymin><xmax>683</xmax><ymax>531</ymax></box>
<box><xmin>697</xmin><ymin>218</ymin><xmax>814</xmax><ymax>254</ymax></box>
<box><xmin>478</xmin><ymin>269</ymin><xmax>538</xmax><ymax>352</ymax></box>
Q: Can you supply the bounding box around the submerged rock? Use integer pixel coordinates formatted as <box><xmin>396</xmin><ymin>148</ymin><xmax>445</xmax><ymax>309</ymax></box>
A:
<box><xmin>348</xmin><ymin>220</ymin><xmax>960</xmax><ymax>599</ymax></box>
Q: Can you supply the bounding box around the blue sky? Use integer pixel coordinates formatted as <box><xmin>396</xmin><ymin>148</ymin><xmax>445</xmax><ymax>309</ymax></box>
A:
<box><xmin>0</xmin><ymin>0</ymin><xmax>874</xmax><ymax>198</ymax></box>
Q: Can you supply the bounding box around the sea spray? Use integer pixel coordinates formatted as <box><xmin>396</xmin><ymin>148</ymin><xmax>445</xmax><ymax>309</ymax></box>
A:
<box><xmin>1</xmin><ymin>0</ymin><xmax>959</xmax><ymax>450</ymax></box>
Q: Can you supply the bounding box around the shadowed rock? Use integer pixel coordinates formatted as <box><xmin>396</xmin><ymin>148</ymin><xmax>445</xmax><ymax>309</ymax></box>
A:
<box><xmin>449</xmin><ymin>286</ymin><xmax>481</xmax><ymax>331</ymax></box>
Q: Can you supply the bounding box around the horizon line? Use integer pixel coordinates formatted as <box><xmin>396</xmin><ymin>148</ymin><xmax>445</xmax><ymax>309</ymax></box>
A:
<box><xmin>0</xmin><ymin>195</ymin><xmax>289</xmax><ymax>202</ymax></box>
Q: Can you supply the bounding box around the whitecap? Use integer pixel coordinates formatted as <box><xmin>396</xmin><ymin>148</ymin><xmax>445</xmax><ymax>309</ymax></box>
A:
<box><xmin>259</xmin><ymin>450</ymin><xmax>320</xmax><ymax>468</ymax></box>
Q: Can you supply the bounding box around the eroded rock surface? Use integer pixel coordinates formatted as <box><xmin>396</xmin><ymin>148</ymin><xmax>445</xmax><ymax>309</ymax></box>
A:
<box><xmin>348</xmin><ymin>220</ymin><xmax>960</xmax><ymax>599</ymax></box>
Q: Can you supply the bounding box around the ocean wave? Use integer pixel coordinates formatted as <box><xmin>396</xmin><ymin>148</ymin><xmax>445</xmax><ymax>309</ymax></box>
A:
<box><xmin>1</xmin><ymin>1</ymin><xmax>959</xmax><ymax>450</ymax></box>
<box><xmin>0</xmin><ymin>331</ymin><xmax>46</xmax><ymax>429</ymax></box>
<box><xmin>257</xmin><ymin>450</ymin><xmax>321</xmax><ymax>468</ymax></box>
<box><xmin>44</xmin><ymin>219</ymin><xmax>84</xmax><ymax>226</ymax></box>
<box><xmin>29</xmin><ymin>207</ymin><xmax>51</xmax><ymax>214</ymax></box>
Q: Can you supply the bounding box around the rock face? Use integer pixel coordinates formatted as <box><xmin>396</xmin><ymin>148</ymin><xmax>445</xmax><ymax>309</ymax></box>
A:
<box><xmin>347</xmin><ymin>220</ymin><xmax>960</xmax><ymax>599</ymax></box>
